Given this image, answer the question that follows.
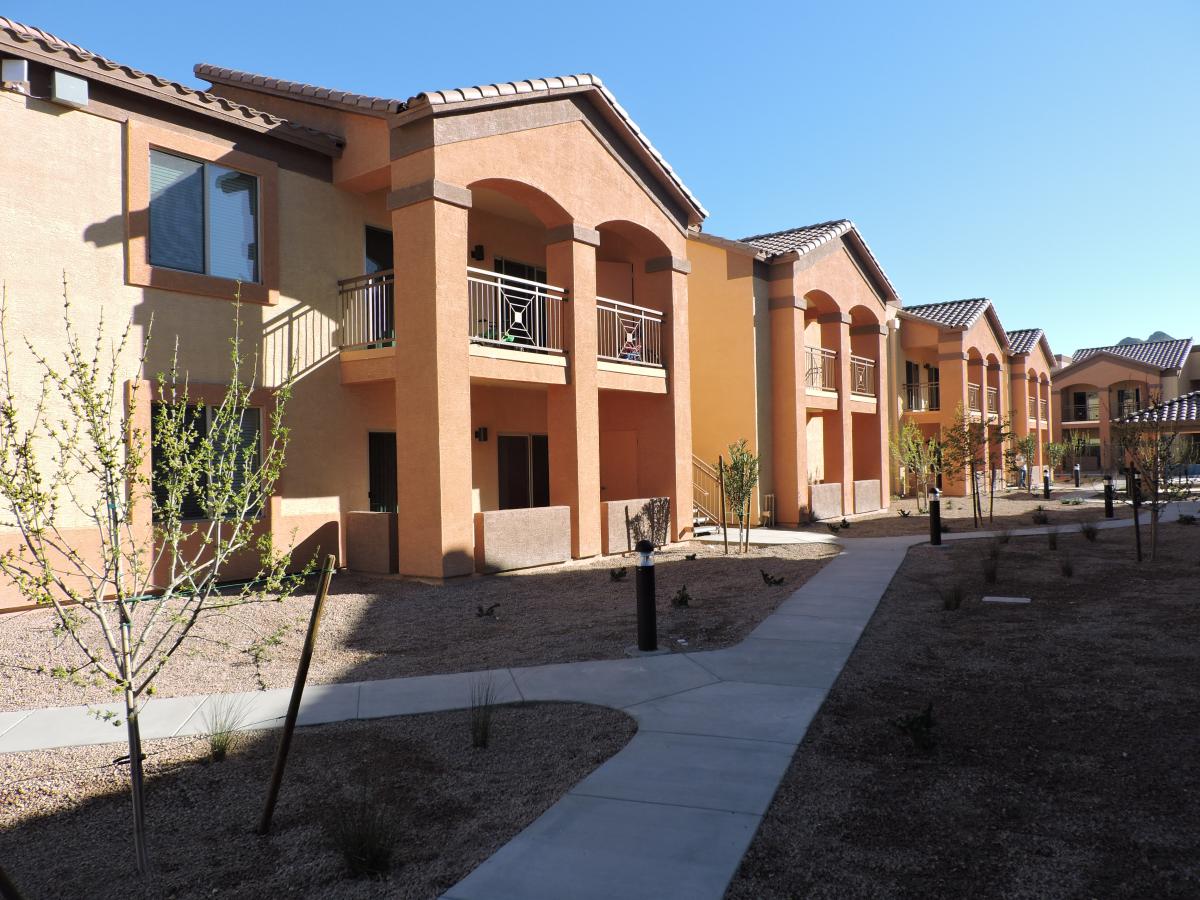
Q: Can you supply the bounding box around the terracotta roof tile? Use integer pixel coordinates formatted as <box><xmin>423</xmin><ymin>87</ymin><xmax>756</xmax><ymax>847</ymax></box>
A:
<box><xmin>193</xmin><ymin>63</ymin><xmax>404</xmax><ymax>114</ymax></box>
<box><xmin>0</xmin><ymin>18</ymin><xmax>343</xmax><ymax>155</ymax></box>
<box><xmin>903</xmin><ymin>298</ymin><xmax>992</xmax><ymax>329</ymax></box>
<box><xmin>1071</xmin><ymin>338</ymin><xmax>1194</xmax><ymax>372</ymax></box>
<box><xmin>739</xmin><ymin>220</ymin><xmax>900</xmax><ymax>302</ymax></box>
<box><xmin>1120</xmin><ymin>391</ymin><xmax>1200</xmax><ymax>424</ymax></box>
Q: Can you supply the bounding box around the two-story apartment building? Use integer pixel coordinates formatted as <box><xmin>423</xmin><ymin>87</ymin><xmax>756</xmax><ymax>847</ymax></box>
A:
<box><xmin>687</xmin><ymin>221</ymin><xmax>901</xmax><ymax>524</ymax></box>
<box><xmin>892</xmin><ymin>299</ymin><xmax>1055</xmax><ymax>494</ymax></box>
<box><xmin>1052</xmin><ymin>338</ymin><xmax>1197</xmax><ymax>470</ymax></box>
<box><xmin>0</xmin><ymin>17</ymin><xmax>703</xmax><ymax>593</ymax></box>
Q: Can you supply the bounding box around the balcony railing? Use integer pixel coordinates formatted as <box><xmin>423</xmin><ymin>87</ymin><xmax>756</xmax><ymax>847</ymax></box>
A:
<box><xmin>1067</xmin><ymin>404</ymin><xmax>1100</xmax><ymax>422</ymax></box>
<box><xmin>968</xmin><ymin>382</ymin><xmax>982</xmax><ymax>412</ymax></box>
<box><xmin>1027</xmin><ymin>396</ymin><xmax>1038</xmax><ymax>420</ymax></box>
<box><xmin>338</xmin><ymin>270</ymin><xmax>395</xmax><ymax>350</ymax></box>
<box><xmin>467</xmin><ymin>266</ymin><xmax>565</xmax><ymax>354</ymax></box>
<box><xmin>986</xmin><ymin>386</ymin><xmax>999</xmax><ymax>415</ymax></box>
<box><xmin>904</xmin><ymin>382</ymin><xmax>940</xmax><ymax>412</ymax></box>
<box><xmin>1039</xmin><ymin>398</ymin><xmax>1049</xmax><ymax>421</ymax></box>
<box><xmin>597</xmin><ymin>297</ymin><xmax>664</xmax><ymax>367</ymax></box>
<box><xmin>805</xmin><ymin>347</ymin><xmax>837</xmax><ymax>391</ymax></box>
<box><xmin>1116</xmin><ymin>399</ymin><xmax>1139</xmax><ymax>418</ymax></box>
<box><xmin>850</xmin><ymin>355</ymin><xmax>876</xmax><ymax>396</ymax></box>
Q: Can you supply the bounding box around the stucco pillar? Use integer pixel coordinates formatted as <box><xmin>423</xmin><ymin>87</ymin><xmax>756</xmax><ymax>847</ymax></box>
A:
<box><xmin>988</xmin><ymin>360</ymin><xmax>1006</xmax><ymax>478</ymax></box>
<box><xmin>643</xmin><ymin>257</ymin><xmax>693</xmax><ymax>541</ymax></box>
<box><xmin>823</xmin><ymin>312</ymin><xmax>855</xmax><ymax>514</ymax></box>
<box><xmin>938</xmin><ymin>347</ymin><xmax>969</xmax><ymax>495</ymax></box>
<box><xmin>768</xmin><ymin>284</ymin><xmax>808</xmax><ymax>524</ymax></box>
<box><xmin>389</xmin><ymin>181</ymin><xmax>475</xmax><ymax>577</ymax></box>
<box><xmin>874</xmin><ymin>325</ymin><xmax>891</xmax><ymax>509</ymax></box>
<box><xmin>546</xmin><ymin>228</ymin><xmax>601</xmax><ymax>558</ymax></box>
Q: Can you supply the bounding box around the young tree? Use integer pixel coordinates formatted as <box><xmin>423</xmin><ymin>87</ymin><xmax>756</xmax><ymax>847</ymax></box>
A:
<box><xmin>890</xmin><ymin>420</ymin><xmax>939</xmax><ymax>512</ymax></box>
<box><xmin>1044</xmin><ymin>440</ymin><xmax>1067</xmax><ymax>478</ymax></box>
<box><xmin>1006</xmin><ymin>432</ymin><xmax>1037</xmax><ymax>495</ymax></box>
<box><xmin>0</xmin><ymin>281</ymin><xmax>307</xmax><ymax>875</ymax></box>
<box><xmin>722</xmin><ymin>439</ymin><xmax>760</xmax><ymax>552</ymax></box>
<box><xmin>1111</xmin><ymin>400</ymin><xmax>1193</xmax><ymax>561</ymax></box>
<box><xmin>940</xmin><ymin>404</ymin><xmax>987</xmax><ymax>527</ymax></box>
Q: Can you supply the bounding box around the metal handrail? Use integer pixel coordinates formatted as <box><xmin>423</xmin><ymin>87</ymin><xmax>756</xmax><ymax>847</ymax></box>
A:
<box><xmin>338</xmin><ymin>269</ymin><xmax>395</xmax><ymax>350</ymax></box>
<box><xmin>850</xmin><ymin>354</ymin><xmax>876</xmax><ymax>396</ymax></box>
<box><xmin>597</xmin><ymin>296</ymin><xmax>664</xmax><ymax>367</ymax></box>
<box><xmin>968</xmin><ymin>382</ymin><xmax>982</xmax><ymax>412</ymax></box>
<box><xmin>467</xmin><ymin>267</ymin><xmax>565</xmax><ymax>353</ymax></box>
<box><xmin>805</xmin><ymin>347</ymin><xmax>837</xmax><ymax>391</ymax></box>
<box><xmin>986</xmin><ymin>386</ymin><xmax>999</xmax><ymax>415</ymax></box>
<box><xmin>903</xmin><ymin>382</ymin><xmax>940</xmax><ymax>412</ymax></box>
<box><xmin>692</xmin><ymin>455</ymin><xmax>722</xmax><ymax>524</ymax></box>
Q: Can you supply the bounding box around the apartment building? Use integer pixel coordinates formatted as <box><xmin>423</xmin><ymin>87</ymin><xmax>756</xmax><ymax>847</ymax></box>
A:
<box><xmin>0</xmin><ymin>17</ymin><xmax>702</xmax><ymax>592</ymax></box>
<box><xmin>1052</xmin><ymin>338</ymin><xmax>1198</xmax><ymax>470</ymax></box>
<box><xmin>687</xmin><ymin>222</ymin><xmax>901</xmax><ymax>524</ymax></box>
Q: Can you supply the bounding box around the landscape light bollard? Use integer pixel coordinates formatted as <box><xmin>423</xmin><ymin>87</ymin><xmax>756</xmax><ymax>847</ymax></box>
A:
<box><xmin>1103</xmin><ymin>474</ymin><xmax>1114</xmax><ymax>518</ymax></box>
<box><xmin>1073</xmin><ymin>463</ymin><xmax>1081</xmax><ymax>488</ymax></box>
<box><xmin>929</xmin><ymin>488</ymin><xmax>942</xmax><ymax>546</ymax></box>
<box><xmin>635</xmin><ymin>539</ymin><xmax>657</xmax><ymax>652</ymax></box>
<box><xmin>1043</xmin><ymin>468</ymin><xmax>1051</xmax><ymax>500</ymax></box>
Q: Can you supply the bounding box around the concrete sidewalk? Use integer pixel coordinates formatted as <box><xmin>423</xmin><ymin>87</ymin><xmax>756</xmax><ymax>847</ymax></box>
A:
<box><xmin>2</xmin><ymin>504</ymin><xmax>1190</xmax><ymax>899</ymax></box>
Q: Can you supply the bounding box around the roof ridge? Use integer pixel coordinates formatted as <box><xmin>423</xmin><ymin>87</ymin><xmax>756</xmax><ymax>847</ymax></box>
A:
<box><xmin>1075</xmin><ymin>336</ymin><xmax>1191</xmax><ymax>353</ymax></box>
<box><xmin>0</xmin><ymin>18</ymin><xmax>343</xmax><ymax>153</ymax></box>
<box><xmin>196</xmin><ymin>62</ymin><xmax>406</xmax><ymax>114</ymax></box>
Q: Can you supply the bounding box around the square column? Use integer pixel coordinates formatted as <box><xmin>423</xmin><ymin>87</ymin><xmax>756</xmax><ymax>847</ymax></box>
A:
<box><xmin>546</xmin><ymin>227</ymin><xmax>601</xmax><ymax>559</ymax></box>
<box><xmin>821</xmin><ymin>312</ymin><xmax>855</xmax><ymax>514</ymax></box>
<box><xmin>768</xmin><ymin>288</ymin><xmax>808</xmax><ymax>524</ymax></box>
<box><xmin>937</xmin><ymin>347</ymin><xmax>969</xmax><ymax>494</ymax></box>
<box><xmin>389</xmin><ymin>180</ymin><xmax>475</xmax><ymax>577</ymax></box>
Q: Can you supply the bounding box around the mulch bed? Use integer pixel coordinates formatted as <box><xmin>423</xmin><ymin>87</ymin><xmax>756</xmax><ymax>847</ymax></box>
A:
<box><xmin>0</xmin><ymin>541</ymin><xmax>836</xmax><ymax>711</ymax></box>
<box><xmin>727</xmin><ymin>518</ymin><xmax>1200</xmax><ymax>899</ymax></box>
<box><xmin>1</xmin><ymin>701</ymin><xmax>635</xmax><ymax>899</ymax></box>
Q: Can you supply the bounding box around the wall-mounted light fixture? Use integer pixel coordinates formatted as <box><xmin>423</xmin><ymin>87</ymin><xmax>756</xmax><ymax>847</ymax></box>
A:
<box><xmin>471</xmin><ymin>245</ymin><xmax>485</xmax><ymax>262</ymax></box>
<box><xmin>473</xmin><ymin>427</ymin><xmax>488</xmax><ymax>442</ymax></box>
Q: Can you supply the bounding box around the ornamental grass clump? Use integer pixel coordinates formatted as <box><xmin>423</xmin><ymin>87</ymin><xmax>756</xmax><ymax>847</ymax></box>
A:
<box><xmin>330</xmin><ymin>790</ymin><xmax>399</xmax><ymax>881</ymax></box>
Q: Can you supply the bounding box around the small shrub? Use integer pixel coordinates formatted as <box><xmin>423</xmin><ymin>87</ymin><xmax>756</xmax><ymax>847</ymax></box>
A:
<box><xmin>330</xmin><ymin>791</ymin><xmax>398</xmax><ymax>881</ymax></box>
<box><xmin>1060</xmin><ymin>554</ymin><xmax>1074</xmax><ymax>578</ymax></box>
<box><xmin>469</xmin><ymin>676</ymin><xmax>497</xmax><ymax>749</ymax></box>
<box><xmin>200</xmin><ymin>696</ymin><xmax>249</xmax><ymax>763</ymax></box>
<box><xmin>1047</xmin><ymin>528</ymin><xmax>1059</xmax><ymax>550</ymax></box>
<box><xmin>892</xmin><ymin>702</ymin><xmax>936</xmax><ymax>752</ymax></box>
<box><xmin>1031</xmin><ymin>510</ymin><xmax>1049</xmax><ymax>525</ymax></box>
<box><xmin>997</xmin><ymin>528</ymin><xmax>1012</xmax><ymax>545</ymax></box>
<box><xmin>1179</xmin><ymin>514</ymin><xmax>1196</xmax><ymax>526</ymax></box>
<box><xmin>942</xmin><ymin>585</ymin><xmax>964</xmax><ymax>611</ymax></box>
<box><xmin>1060</xmin><ymin>498</ymin><xmax>1084</xmax><ymax>506</ymax></box>
<box><xmin>1079</xmin><ymin>523</ymin><xmax>1099</xmax><ymax>543</ymax></box>
<box><xmin>982</xmin><ymin>556</ymin><xmax>998</xmax><ymax>584</ymax></box>
<box><xmin>672</xmin><ymin>585</ymin><xmax>692</xmax><ymax>607</ymax></box>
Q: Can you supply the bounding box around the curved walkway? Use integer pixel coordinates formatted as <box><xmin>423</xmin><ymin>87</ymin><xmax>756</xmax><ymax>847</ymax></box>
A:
<box><xmin>2</xmin><ymin>503</ymin><xmax>1192</xmax><ymax>899</ymax></box>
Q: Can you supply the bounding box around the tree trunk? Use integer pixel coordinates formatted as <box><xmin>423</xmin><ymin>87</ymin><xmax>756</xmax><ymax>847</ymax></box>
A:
<box><xmin>120</xmin><ymin>618</ymin><xmax>150</xmax><ymax>875</ymax></box>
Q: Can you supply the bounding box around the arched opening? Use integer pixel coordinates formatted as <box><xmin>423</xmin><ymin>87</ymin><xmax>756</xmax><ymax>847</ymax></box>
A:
<box><xmin>966</xmin><ymin>348</ymin><xmax>986</xmax><ymax>415</ymax></box>
<box><xmin>848</xmin><ymin>305</ymin><xmax>884</xmax><ymax>510</ymax></box>
<box><xmin>802</xmin><ymin>291</ymin><xmax>840</xmax><ymax>392</ymax></box>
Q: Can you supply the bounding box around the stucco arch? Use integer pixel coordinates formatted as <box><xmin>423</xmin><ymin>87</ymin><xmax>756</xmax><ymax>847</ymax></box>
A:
<box><xmin>467</xmin><ymin>177</ymin><xmax>574</xmax><ymax>230</ymax></box>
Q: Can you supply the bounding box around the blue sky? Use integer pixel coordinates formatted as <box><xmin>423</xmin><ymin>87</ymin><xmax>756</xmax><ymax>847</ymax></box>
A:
<box><xmin>8</xmin><ymin>1</ymin><xmax>1197</xmax><ymax>354</ymax></box>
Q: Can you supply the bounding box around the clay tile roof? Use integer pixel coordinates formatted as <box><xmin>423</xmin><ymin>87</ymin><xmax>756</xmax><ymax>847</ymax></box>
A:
<box><xmin>1006</xmin><ymin>328</ymin><xmax>1042</xmax><ymax>354</ymax></box>
<box><xmin>0</xmin><ymin>18</ymin><xmax>343</xmax><ymax>155</ymax></box>
<box><xmin>738</xmin><ymin>220</ymin><xmax>900</xmax><ymax>303</ymax></box>
<box><xmin>903</xmin><ymin>298</ymin><xmax>992</xmax><ymax>329</ymax></box>
<box><xmin>1071</xmin><ymin>338</ymin><xmax>1194</xmax><ymax>372</ymax></box>
<box><xmin>196</xmin><ymin>66</ymin><xmax>706</xmax><ymax>220</ymax></box>
<box><xmin>1120</xmin><ymin>391</ymin><xmax>1200</xmax><ymax>424</ymax></box>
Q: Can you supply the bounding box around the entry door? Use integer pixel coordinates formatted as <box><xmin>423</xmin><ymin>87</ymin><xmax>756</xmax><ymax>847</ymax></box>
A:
<box><xmin>498</xmin><ymin>434</ymin><xmax>549</xmax><ymax>509</ymax></box>
<box><xmin>368</xmin><ymin>432</ymin><xmax>398</xmax><ymax>513</ymax></box>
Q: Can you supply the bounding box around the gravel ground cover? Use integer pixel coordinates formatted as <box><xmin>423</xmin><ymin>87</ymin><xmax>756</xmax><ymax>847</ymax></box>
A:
<box><xmin>727</xmin><ymin>518</ymin><xmax>1200</xmax><ymax>899</ymax></box>
<box><xmin>1</xmin><ymin>701</ymin><xmax>635</xmax><ymax>899</ymax></box>
<box><xmin>0</xmin><ymin>540</ymin><xmax>836</xmax><ymax>711</ymax></box>
<box><xmin>800</xmin><ymin>487</ymin><xmax>1134</xmax><ymax>538</ymax></box>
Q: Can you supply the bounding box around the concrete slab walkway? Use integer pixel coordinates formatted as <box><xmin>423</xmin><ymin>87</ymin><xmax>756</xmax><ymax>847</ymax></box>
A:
<box><xmin>2</xmin><ymin>502</ymin><xmax>1193</xmax><ymax>899</ymax></box>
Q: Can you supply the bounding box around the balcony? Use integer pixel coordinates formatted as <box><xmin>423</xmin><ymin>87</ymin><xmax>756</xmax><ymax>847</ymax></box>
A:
<box><xmin>986</xmin><ymin>386</ymin><xmax>999</xmax><ymax>416</ymax></box>
<box><xmin>338</xmin><ymin>270</ymin><xmax>395</xmax><ymax>350</ymax></box>
<box><xmin>1066</xmin><ymin>404</ymin><xmax>1100</xmax><ymax>422</ymax></box>
<box><xmin>904</xmin><ymin>382</ymin><xmax>940</xmax><ymax>412</ymax></box>
<box><xmin>1039</xmin><ymin>398</ymin><xmax>1049</xmax><ymax>422</ymax></box>
<box><xmin>468</xmin><ymin>267</ymin><xmax>565</xmax><ymax>355</ymax></box>
<box><xmin>805</xmin><ymin>347</ymin><xmax>837</xmax><ymax>391</ymax></box>
<box><xmin>597</xmin><ymin>297</ymin><xmax>663</xmax><ymax>368</ymax></box>
<box><xmin>850</xmin><ymin>355</ymin><xmax>876</xmax><ymax>397</ymax></box>
<box><xmin>968</xmin><ymin>382</ymin><xmax>981</xmax><ymax>413</ymax></box>
<box><xmin>1027</xmin><ymin>396</ymin><xmax>1038</xmax><ymax>421</ymax></box>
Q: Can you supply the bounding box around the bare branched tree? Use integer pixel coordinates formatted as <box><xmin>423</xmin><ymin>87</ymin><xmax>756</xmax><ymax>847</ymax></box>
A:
<box><xmin>722</xmin><ymin>439</ymin><xmax>760</xmax><ymax>552</ymax></box>
<box><xmin>0</xmin><ymin>278</ymin><xmax>310</xmax><ymax>875</ymax></box>
<box><xmin>890</xmin><ymin>420</ymin><xmax>940</xmax><ymax>513</ymax></box>
<box><xmin>940</xmin><ymin>404</ymin><xmax>988</xmax><ymax>528</ymax></box>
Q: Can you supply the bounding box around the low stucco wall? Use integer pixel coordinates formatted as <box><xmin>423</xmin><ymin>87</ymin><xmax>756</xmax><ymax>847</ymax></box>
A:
<box><xmin>474</xmin><ymin>506</ymin><xmax>572</xmax><ymax>574</ymax></box>
<box><xmin>345</xmin><ymin>511</ymin><xmax>397</xmax><ymax>574</ymax></box>
<box><xmin>600</xmin><ymin>497</ymin><xmax>669</xmax><ymax>555</ymax></box>
<box><xmin>810</xmin><ymin>482</ymin><xmax>843</xmax><ymax>521</ymax></box>
<box><xmin>853</xmin><ymin>480</ymin><xmax>882</xmax><ymax>515</ymax></box>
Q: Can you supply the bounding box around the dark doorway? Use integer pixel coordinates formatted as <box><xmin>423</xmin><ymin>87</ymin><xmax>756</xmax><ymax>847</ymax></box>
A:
<box><xmin>365</xmin><ymin>226</ymin><xmax>393</xmax><ymax>274</ymax></box>
<box><xmin>497</xmin><ymin>434</ymin><xmax>550</xmax><ymax>509</ymax></box>
<box><xmin>368</xmin><ymin>432</ymin><xmax>398</xmax><ymax>513</ymax></box>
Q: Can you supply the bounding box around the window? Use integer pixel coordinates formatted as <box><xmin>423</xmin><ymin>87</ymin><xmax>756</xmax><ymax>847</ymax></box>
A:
<box><xmin>149</xmin><ymin>149</ymin><xmax>259</xmax><ymax>282</ymax></box>
<box><xmin>151</xmin><ymin>404</ymin><xmax>262</xmax><ymax>521</ymax></box>
<box><xmin>364</xmin><ymin>227</ymin><xmax>394</xmax><ymax>275</ymax></box>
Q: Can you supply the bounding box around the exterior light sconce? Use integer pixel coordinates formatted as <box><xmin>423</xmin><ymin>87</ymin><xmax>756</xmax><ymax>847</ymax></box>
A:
<box><xmin>473</xmin><ymin>427</ymin><xmax>488</xmax><ymax>442</ymax></box>
<box><xmin>471</xmin><ymin>245</ymin><xmax>485</xmax><ymax>262</ymax></box>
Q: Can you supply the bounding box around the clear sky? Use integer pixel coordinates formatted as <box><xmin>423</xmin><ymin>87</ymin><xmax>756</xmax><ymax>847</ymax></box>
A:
<box><xmin>7</xmin><ymin>0</ymin><xmax>1197</xmax><ymax>354</ymax></box>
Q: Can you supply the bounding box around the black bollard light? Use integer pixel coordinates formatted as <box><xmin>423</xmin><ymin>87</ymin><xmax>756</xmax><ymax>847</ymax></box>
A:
<box><xmin>1073</xmin><ymin>463</ymin><xmax>1081</xmax><ymax>488</ymax></box>
<box><xmin>1103</xmin><ymin>474</ymin><xmax>1114</xmax><ymax>518</ymax></box>
<box><xmin>929</xmin><ymin>487</ymin><xmax>942</xmax><ymax>546</ymax></box>
<box><xmin>1043</xmin><ymin>467</ymin><xmax>1051</xmax><ymax>500</ymax></box>
<box><xmin>635</xmin><ymin>539</ymin><xmax>657</xmax><ymax>651</ymax></box>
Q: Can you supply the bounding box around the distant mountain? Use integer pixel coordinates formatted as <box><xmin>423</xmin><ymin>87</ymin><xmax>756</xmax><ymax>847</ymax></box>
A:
<box><xmin>1116</xmin><ymin>331</ymin><xmax>1175</xmax><ymax>346</ymax></box>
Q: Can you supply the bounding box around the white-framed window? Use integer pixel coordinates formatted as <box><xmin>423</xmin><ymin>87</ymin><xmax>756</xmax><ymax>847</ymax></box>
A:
<box><xmin>149</xmin><ymin>149</ymin><xmax>260</xmax><ymax>282</ymax></box>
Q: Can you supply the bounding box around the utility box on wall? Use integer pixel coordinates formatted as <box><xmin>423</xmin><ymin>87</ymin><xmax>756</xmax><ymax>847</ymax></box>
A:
<box><xmin>51</xmin><ymin>70</ymin><xmax>89</xmax><ymax>107</ymax></box>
